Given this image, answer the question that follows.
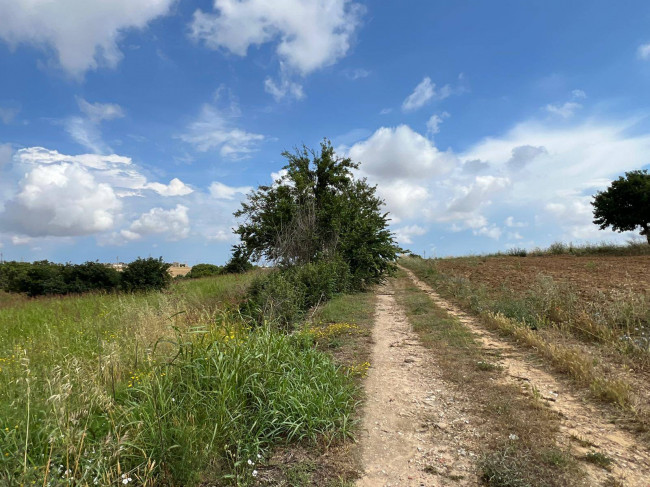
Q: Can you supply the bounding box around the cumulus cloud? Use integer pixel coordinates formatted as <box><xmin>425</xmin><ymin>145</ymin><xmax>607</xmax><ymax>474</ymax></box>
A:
<box><xmin>180</xmin><ymin>104</ymin><xmax>265</xmax><ymax>158</ymax></box>
<box><xmin>0</xmin><ymin>146</ymin><xmax>194</xmax><ymax>239</ymax></box>
<box><xmin>343</xmin><ymin>116</ymin><xmax>650</xmax><ymax>246</ymax></box>
<box><xmin>348</xmin><ymin>125</ymin><xmax>456</xmax><ymax>181</ymax></box>
<box><xmin>1</xmin><ymin>163</ymin><xmax>122</xmax><ymax>237</ymax></box>
<box><xmin>145</xmin><ymin>178</ymin><xmax>194</xmax><ymax>197</ymax></box>
<box><xmin>209</xmin><ymin>181</ymin><xmax>251</xmax><ymax>200</ymax></box>
<box><xmin>0</xmin><ymin>0</ymin><xmax>175</xmax><ymax>76</ymax></box>
<box><xmin>126</xmin><ymin>204</ymin><xmax>190</xmax><ymax>241</ymax></box>
<box><xmin>190</xmin><ymin>0</ymin><xmax>363</xmax><ymax>75</ymax></box>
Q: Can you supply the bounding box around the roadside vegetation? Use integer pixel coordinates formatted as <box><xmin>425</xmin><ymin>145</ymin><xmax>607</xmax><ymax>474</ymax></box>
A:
<box><xmin>401</xmin><ymin>250</ymin><xmax>650</xmax><ymax>432</ymax></box>
<box><xmin>0</xmin><ymin>272</ymin><xmax>363</xmax><ymax>485</ymax></box>
<box><xmin>492</xmin><ymin>239</ymin><xmax>650</xmax><ymax>258</ymax></box>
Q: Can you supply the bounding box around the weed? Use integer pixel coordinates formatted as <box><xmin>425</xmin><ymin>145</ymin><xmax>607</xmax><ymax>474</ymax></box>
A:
<box><xmin>585</xmin><ymin>451</ymin><xmax>614</xmax><ymax>470</ymax></box>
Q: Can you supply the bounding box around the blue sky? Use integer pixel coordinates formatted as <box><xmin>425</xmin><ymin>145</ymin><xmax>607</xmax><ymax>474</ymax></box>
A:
<box><xmin>1</xmin><ymin>0</ymin><xmax>650</xmax><ymax>264</ymax></box>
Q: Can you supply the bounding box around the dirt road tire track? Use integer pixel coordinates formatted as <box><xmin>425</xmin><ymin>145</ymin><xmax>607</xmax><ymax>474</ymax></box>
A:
<box><xmin>356</xmin><ymin>285</ymin><xmax>481</xmax><ymax>486</ymax></box>
<box><xmin>400</xmin><ymin>265</ymin><xmax>650</xmax><ymax>487</ymax></box>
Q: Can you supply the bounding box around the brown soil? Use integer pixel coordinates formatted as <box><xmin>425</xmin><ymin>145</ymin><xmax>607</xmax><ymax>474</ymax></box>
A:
<box><xmin>402</xmin><ymin>266</ymin><xmax>650</xmax><ymax>486</ymax></box>
<box><xmin>434</xmin><ymin>255</ymin><xmax>650</xmax><ymax>301</ymax></box>
<box><xmin>356</xmin><ymin>286</ymin><xmax>481</xmax><ymax>486</ymax></box>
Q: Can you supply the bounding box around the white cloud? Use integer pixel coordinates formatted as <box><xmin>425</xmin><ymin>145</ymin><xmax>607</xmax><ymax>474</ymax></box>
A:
<box><xmin>638</xmin><ymin>43</ymin><xmax>650</xmax><ymax>60</ymax></box>
<box><xmin>190</xmin><ymin>0</ymin><xmax>363</xmax><ymax>76</ymax></box>
<box><xmin>402</xmin><ymin>77</ymin><xmax>435</xmax><ymax>112</ymax></box>
<box><xmin>77</xmin><ymin>97</ymin><xmax>125</xmax><ymax>123</ymax></box>
<box><xmin>127</xmin><ymin>204</ymin><xmax>190</xmax><ymax>241</ymax></box>
<box><xmin>1</xmin><ymin>163</ymin><xmax>121</xmax><ymax>237</ymax></box>
<box><xmin>180</xmin><ymin>104</ymin><xmax>265</xmax><ymax>158</ymax></box>
<box><xmin>402</xmin><ymin>76</ymin><xmax>461</xmax><ymax>112</ymax></box>
<box><xmin>545</xmin><ymin>101</ymin><xmax>582</xmax><ymax>118</ymax></box>
<box><xmin>0</xmin><ymin>146</ymin><xmax>194</xmax><ymax>239</ymax></box>
<box><xmin>0</xmin><ymin>0</ymin><xmax>175</xmax><ymax>77</ymax></box>
<box><xmin>343</xmin><ymin>115</ymin><xmax>650</xmax><ymax>246</ymax></box>
<box><xmin>145</xmin><ymin>178</ymin><xmax>194</xmax><ymax>197</ymax></box>
<box><xmin>264</xmin><ymin>75</ymin><xmax>305</xmax><ymax>101</ymax></box>
<box><xmin>271</xmin><ymin>169</ymin><xmax>289</xmax><ymax>183</ymax></box>
<box><xmin>348</xmin><ymin>125</ymin><xmax>456</xmax><ymax>181</ymax></box>
<box><xmin>13</xmin><ymin>147</ymin><xmax>188</xmax><ymax>195</ymax></box>
<box><xmin>426</xmin><ymin>112</ymin><xmax>450</xmax><ymax>136</ymax></box>
<box><xmin>394</xmin><ymin>224</ymin><xmax>426</xmax><ymax>244</ymax></box>
<box><xmin>209</xmin><ymin>181</ymin><xmax>251</xmax><ymax>200</ymax></box>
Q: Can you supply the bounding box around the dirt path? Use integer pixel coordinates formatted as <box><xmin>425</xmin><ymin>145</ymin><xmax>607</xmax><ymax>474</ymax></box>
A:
<box><xmin>401</xmin><ymin>266</ymin><xmax>650</xmax><ymax>487</ymax></box>
<box><xmin>356</xmin><ymin>285</ymin><xmax>481</xmax><ymax>486</ymax></box>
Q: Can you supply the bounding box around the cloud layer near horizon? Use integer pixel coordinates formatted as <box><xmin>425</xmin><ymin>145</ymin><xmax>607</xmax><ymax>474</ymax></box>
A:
<box><xmin>344</xmin><ymin>118</ymin><xmax>648</xmax><ymax>247</ymax></box>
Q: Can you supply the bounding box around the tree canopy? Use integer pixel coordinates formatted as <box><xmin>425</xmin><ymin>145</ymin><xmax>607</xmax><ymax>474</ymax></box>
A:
<box><xmin>592</xmin><ymin>169</ymin><xmax>650</xmax><ymax>244</ymax></box>
<box><xmin>234</xmin><ymin>140</ymin><xmax>401</xmax><ymax>285</ymax></box>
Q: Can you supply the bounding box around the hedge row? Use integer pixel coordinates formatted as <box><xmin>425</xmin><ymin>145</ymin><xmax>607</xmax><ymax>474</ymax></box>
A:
<box><xmin>0</xmin><ymin>258</ymin><xmax>171</xmax><ymax>297</ymax></box>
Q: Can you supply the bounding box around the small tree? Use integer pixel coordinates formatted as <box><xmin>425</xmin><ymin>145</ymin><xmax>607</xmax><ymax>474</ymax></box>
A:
<box><xmin>222</xmin><ymin>244</ymin><xmax>254</xmax><ymax>274</ymax></box>
<box><xmin>235</xmin><ymin>140</ymin><xmax>401</xmax><ymax>284</ymax></box>
<box><xmin>592</xmin><ymin>170</ymin><xmax>650</xmax><ymax>244</ymax></box>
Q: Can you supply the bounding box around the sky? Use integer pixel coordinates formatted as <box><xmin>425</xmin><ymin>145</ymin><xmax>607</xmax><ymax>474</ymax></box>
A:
<box><xmin>1</xmin><ymin>0</ymin><xmax>650</xmax><ymax>264</ymax></box>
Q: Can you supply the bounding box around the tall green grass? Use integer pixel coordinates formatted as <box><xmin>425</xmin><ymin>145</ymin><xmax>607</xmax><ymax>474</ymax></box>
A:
<box><xmin>0</xmin><ymin>273</ymin><xmax>357</xmax><ymax>485</ymax></box>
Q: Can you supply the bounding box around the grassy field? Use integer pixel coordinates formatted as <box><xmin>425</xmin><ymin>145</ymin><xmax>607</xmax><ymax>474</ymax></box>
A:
<box><xmin>0</xmin><ymin>273</ymin><xmax>362</xmax><ymax>486</ymax></box>
<box><xmin>401</xmin><ymin>249</ymin><xmax>650</xmax><ymax>431</ymax></box>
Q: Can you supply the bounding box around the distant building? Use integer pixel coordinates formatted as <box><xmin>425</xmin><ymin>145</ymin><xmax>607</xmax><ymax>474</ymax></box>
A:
<box><xmin>168</xmin><ymin>263</ymin><xmax>192</xmax><ymax>277</ymax></box>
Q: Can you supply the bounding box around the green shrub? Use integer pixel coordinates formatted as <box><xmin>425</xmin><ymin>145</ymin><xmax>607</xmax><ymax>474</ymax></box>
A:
<box><xmin>121</xmin><ymin>257</ymin><xmax>171</xmax><ymax>292</ymax></box>
<box><xmin>243</xmin><ymin>258</ymin><xmax>354</xmax><ymax>328</ymax></box>
<box><xmin>187</xmin><ymin>263</ymin><xmax>223</xmax><ymax>279</ymax></box>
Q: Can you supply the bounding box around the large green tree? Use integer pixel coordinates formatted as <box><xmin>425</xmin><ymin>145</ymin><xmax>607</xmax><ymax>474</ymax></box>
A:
<box><xmin>234</xmin><ymin>140</ymin><xmax>401</xmax><ymax>284</ymax></box>
<box><xmin>592</xmin><ymin>169</ymin><xmax>650</xmax><ymax>244</ymax></box>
